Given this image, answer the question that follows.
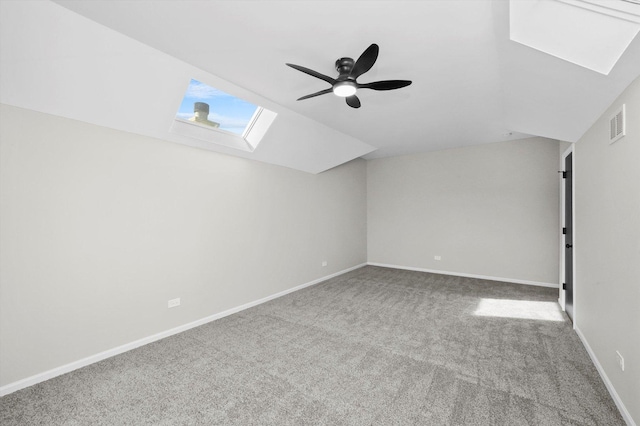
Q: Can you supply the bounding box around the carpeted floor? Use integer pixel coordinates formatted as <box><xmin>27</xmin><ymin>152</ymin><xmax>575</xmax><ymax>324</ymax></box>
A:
<box><xmin>0</xmin><ymin>266</ymin><xmax>625</xmax><ymax>425</ymax></box>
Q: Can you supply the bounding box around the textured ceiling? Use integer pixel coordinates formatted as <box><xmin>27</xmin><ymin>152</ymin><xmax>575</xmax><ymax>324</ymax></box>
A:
<box><xmin>4</xmin><ymin>0</ymin><xmax>640</xmax><ymax>168</ymax></box>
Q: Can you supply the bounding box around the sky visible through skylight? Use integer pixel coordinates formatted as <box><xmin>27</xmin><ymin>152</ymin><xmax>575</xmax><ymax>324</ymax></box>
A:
<box><xmin>177</xmin><ymin>79</ymin><xmax>259</xmax><ymax>135</ymax></box>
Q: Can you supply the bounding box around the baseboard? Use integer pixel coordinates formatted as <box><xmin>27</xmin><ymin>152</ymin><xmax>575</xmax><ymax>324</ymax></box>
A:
<box><xmin>574</xmin><ymin>326</ymin><xmax>636</xmax><ymax>426</ymax></box>
<box><xmin>0</xmin><ymin>263</ymin><xmax>366</xmax><ymax>397</ymax></box>
<box><xmin>367</xmin><ymin>262</ymin><xmax>558</xmax><ymax>288</ymax></box>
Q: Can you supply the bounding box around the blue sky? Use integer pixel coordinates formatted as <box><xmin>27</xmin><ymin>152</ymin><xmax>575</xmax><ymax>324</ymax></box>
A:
<box><xmin>176</xmin><ymin>79</ymin><xmax>259</xmax><ymax>135</ymax></box>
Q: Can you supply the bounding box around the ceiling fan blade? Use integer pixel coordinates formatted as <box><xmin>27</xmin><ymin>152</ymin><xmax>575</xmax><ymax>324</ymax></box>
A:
<box><xmin>286</xmin><ymin>63</ymin><xmax>336</xmax><ymax>85</ymax></box>
<box><xmin>297</xmin><ymin>88</ymin><xmax>333</xmax><ymax>101</ymax></box>
<box><xmin>350</xmin><ymin>44</ymin><xmax>379</xmax><ymax>79</ymax></box>
<box><xmin>346</xmin><ymin>95</ymin><xmax>361</xmax><ymax>108</ymax></box>
<box><xmin>358</xmin><ymin>80</ymin><xmax>412</xmax><ymax>91</ymax></box>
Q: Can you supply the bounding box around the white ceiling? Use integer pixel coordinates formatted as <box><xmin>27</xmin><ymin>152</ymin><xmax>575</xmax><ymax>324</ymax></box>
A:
<box><xmin>2</xmin><ymin>0</ymin><xmax>640</xmax><ymax>172</ymax></box>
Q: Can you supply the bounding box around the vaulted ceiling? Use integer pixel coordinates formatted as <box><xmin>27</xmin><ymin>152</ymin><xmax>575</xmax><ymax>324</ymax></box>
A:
<box><xmin>2</xmin><ymin>1</ymin><xmax>639</xmax><ymax>173</ymax></box>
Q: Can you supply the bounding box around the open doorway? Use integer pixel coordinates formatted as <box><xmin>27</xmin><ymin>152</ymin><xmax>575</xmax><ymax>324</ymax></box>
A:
<box><xmin>560</xmin><ymin>145</ymin><xmax>575</xmax><ymax>324</ymax></box>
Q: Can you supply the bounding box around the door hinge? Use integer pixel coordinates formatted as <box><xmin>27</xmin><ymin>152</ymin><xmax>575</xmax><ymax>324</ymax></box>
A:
<box><xmin>563</xmin><ymin>227</ymin><xmax>567</xmax><ymax>234</ymax></box>
<box><xmin>558</xmin><ymin>171</ymin><xmax>566</xmax><ymax>178</ymax></box>
<box><xmin>562</xmin><ymin>283</ymin><xmax>566</xmax><ymax>290</ymax></box>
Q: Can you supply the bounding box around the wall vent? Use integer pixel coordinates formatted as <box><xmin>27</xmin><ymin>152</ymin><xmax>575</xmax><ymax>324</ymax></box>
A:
<box><xmin>609</xmin><ymin>104</ymin><xmax>626</xmax><ymax>144</ymax></box>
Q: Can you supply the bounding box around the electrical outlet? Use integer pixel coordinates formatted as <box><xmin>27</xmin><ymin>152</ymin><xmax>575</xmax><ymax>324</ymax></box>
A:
<box><xmin>168</xmin><ymin>298</ymin><xmax>180</xmax><ymax>308</ymax></box>
<box><xmin>322</xmin><ymin>261</ymin><xmax>328</xmax><ymax>267</ymax></box>
<box><xmin>616</xmin><ymin>351</ymin><xmax>624</xmax><ymax>371</ymax></box>
<box><xmin>434</xmin><ymin>255</ymin><xmax>442</xmax><ymax>261</ymax></box>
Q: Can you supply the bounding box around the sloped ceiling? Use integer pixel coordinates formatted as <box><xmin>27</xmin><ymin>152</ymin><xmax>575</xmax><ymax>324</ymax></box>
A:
<box><xmin>2</xmin><ymin>1</ymin><xmax>640</xmax><ymax>172</ymax></box>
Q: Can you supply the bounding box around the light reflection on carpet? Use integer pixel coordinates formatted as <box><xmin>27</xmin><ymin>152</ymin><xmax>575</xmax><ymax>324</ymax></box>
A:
<box><xmin>474</xmin><ymin>298</ymin><xmax>564</xmax><ymax>321</ymax></box>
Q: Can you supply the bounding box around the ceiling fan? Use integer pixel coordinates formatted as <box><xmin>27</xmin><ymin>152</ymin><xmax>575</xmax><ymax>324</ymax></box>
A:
<box><xmin>286</xmin><ymin>44</ymin><xmax>412</xmax><ymax>109</ymax></box>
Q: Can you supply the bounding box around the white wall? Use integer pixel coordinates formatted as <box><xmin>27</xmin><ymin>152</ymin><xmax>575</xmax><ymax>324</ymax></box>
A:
<box><xmin>0</xmin><ymin>104</ymin><xmax>367</xmax><ymax>388</ymax></box>
<box><xmin>367</xmin><ymin>137</ymin><xmax>561</xmax><ymax>285</ymax></box>
<box><xmin>574</xmin><ymin>76</ymin><xmax>640</xmax><ymax>425</ymax></box>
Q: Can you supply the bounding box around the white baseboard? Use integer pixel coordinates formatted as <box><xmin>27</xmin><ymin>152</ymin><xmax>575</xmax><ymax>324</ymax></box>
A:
<box><xmin>0</xmin><ymin>263</ymin><xmax>366</xmax><ymax>397</ymax></box>
<box><xmin>367</xmin><ymin>262</ymin><xmax>558</xmax><ymax>288</ymax></box>
<box><xmin>574</xmin><ymin>327</ymin><xmax>636</xmax><ymax>426</ymax></box>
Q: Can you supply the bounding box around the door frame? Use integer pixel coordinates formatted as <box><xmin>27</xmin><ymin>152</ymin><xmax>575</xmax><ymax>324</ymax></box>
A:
<box><xmin>560</xmin><ymin>144</ymin><xmax>576</xmax><ymax>327</ymax></box>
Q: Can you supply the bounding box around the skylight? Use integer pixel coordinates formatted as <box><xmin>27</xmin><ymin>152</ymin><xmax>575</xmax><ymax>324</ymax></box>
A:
<box><xmin>176</xmin><ymin>79</ymin><xmax>260</xmax><ymax>136</ymax></box>
<box><xmin>171</xmin><ymin>79</ymin><xmax>277</xmax><ymax>152</ymax></box>
<box><xmin>510</xmin><ymin>0</ymin><xmax>640</xmax><ymax>75</ymax></box>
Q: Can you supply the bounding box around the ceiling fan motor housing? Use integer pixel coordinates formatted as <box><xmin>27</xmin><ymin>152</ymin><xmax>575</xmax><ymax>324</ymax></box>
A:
<box><xmin>335</xmin><ymin>57</ymin><xmax>355</xmax><ymax>79</ymax></box>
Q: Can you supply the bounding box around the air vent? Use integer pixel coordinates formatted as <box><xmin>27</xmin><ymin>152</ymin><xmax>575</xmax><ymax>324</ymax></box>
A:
<box><xmin>609</xmin><ymin>104</ymin><xmax>626</xmax><ymax>144</ymax></box>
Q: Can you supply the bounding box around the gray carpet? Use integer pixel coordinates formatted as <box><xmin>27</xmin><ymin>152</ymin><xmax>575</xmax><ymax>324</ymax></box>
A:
<box><xmin>0</xmin><ymin>266</ymin><xmax>624</xmax><ymax>425</ymax></box>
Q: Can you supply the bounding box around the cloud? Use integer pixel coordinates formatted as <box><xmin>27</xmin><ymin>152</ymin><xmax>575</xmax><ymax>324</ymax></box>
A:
<box><xmin>209</xmin><ymin>112</ymin><xmax>254</xmax><ymax>128</ymax></box>
<box><xmin>175</xmin><ymin>112</ymin><xmax>193</xmax><ymax>120</ymax></box>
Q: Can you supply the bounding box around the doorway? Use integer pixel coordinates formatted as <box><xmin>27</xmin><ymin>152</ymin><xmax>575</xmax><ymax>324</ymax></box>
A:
<box><xmin>561</xmin><ymin>147</ymin><xmax>574</xmax><ymax>323</ymax></box>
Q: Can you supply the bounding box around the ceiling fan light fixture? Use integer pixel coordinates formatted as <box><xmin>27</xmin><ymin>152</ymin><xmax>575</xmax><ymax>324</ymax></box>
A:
<box><xmin>332</xmin><ymin>81</ymin><xmax>357</xmax><ymax>97</ymax></box>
